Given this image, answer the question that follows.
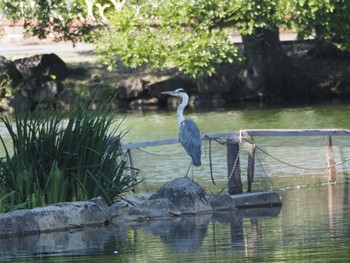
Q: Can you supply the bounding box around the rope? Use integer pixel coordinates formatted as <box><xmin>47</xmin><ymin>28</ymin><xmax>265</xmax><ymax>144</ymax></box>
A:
<box><xmin>135</xmin><ymin>147</ymin><xmax>184</xmax><ymax>157</ymax></box>
<box><xmin>255</xmin><ymin>149</ymin><xmax>273</xmax><ymax>188</ymax></box>
<box><xmin>209</xmin><ymin>139</ymin><xmax>216</xmax><ymax>185</ymax></box>
<box><xmin>227</xmin><ymin>146</ymin><xmax>240</xmax><ymax>183</ymax></box>
<box><xmin>242</xmin><ymin>137</ymin><xmax>350</xmax><ymax>171</ymax></box>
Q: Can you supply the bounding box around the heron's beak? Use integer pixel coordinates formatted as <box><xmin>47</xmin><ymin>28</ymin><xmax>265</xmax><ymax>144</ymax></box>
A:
<box><xmin>161</xmin><ymin>91</ymin><xmax>172</xmax><ymax>95</ymax></box>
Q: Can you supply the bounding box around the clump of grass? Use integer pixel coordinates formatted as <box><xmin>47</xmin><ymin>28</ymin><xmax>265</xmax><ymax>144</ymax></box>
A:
<box><xmin>0</xmin><ymin>100</ymin><xmax>137</xmax><ymax>212</ymax></box>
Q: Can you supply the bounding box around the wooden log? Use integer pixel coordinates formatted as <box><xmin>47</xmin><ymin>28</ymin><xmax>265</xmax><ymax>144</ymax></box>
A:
<box><xmin>247</xmin><ymin>143</ymin><xmax>256</xmax><ymax>193</ymax></box>
<box><xmin>122</xmin><ymin>132</ymin><xmax>238</xmax><ymax>150</ymax></box>
<box><xmin>127</xmin><ymin>149</ymin><xmax>138</xmax><ymax>192</ymax></box>
<box><xmin>325</xmin><ymin>136</ymin><xmax>337</xmax><ymax>182</ymax></box>
<box><xmin>227</xmin><ymin>139</ymin><xmax>242</xmax><ymax>195</ymax></box>
<box><xmin>121</xmin><ymin>129</ymin><xmax>350</xmax><ymax>151</ymax></box>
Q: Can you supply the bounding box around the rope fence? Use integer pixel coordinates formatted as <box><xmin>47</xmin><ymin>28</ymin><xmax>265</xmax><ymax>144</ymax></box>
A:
<box><xmin>121</xmin><ymin>129</ymin><xmax>350</xmax><ymax>193</ymax></box>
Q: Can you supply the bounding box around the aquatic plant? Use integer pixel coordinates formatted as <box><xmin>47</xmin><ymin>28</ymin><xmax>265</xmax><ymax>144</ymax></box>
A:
<box><xmin>0</xmin><ymin>100</ymin><xmax>137</xmax><ymax>212</ymax></box>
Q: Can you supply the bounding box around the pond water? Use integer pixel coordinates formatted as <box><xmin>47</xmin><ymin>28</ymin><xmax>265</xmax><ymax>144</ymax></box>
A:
<box><xmin>120</xmin><ymin>101</ymin><xmax>350</xmax><ymax>192</ymax></box>
<box><xmin>1</xmin><ymin>100</ymin><xmax>350</xmax><ymax>262</ymax></box>
<box><xmin>0</xmin><ymin>184</ymin><xmax>349</xmax><ymax>262</ymax></box>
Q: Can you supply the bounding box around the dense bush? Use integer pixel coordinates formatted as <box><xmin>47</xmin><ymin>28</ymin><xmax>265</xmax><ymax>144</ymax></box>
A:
<box><xmin>0</xmin><ymin>101</ymin><xmax>137</xmax><ymax>212</ymax></box>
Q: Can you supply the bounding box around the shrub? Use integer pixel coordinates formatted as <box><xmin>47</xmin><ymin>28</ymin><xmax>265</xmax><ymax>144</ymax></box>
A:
<box><xmin>0</xmin><ymin>100</ymin><xmax>137</xmax><ymax>212</ymax></box>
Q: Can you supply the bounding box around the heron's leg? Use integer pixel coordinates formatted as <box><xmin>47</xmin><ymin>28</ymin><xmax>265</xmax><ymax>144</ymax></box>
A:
<box><xmin>184</xmin><ymin>162</ymin><xmax>192</xmax><ymax>178</ymax></box>
<box><xmin>191</xmin><ymin>163</ymin><xmax>195</xmax><ymax>180</ymax></box>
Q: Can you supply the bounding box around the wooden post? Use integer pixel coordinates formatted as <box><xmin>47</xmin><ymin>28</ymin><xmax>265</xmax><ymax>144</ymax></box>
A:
<box><xmin>227</xmin><ymin>139</ymin><xmax>242</xmax><ymax>194</ymax></box>
<box><xmin>247</xmin><ymin>143</ymin><xmax>256</xmax><ymax>192</ymax></box>
<box><xmin>325</xmin><ymin>136</ymin><xmax>337</xmax><ymax>182</ymax></box>
<box><xmin>127</xmin><ymin>149</ymin><xmax>138</xmax><ymax>192</ymax></box>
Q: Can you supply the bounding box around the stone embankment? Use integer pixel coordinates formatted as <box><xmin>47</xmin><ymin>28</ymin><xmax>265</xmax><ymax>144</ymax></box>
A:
<box><xmin>0</xmin><ymin>178</ymin><xmax>282</xmax><ymax>238</ymax></box>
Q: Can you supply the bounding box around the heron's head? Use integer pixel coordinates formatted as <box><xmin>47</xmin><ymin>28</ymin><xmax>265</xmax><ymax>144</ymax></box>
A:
<box><xmin>161</xmin><ymin>88</ymin><xmax>188</xmax><ymax>98</ymax></box>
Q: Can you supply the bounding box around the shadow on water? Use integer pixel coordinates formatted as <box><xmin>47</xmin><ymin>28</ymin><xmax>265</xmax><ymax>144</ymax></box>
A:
<box><xmin>0</xmin><ymin>206</ymin><xmax>281</xmax><ymax>261</ymax></box>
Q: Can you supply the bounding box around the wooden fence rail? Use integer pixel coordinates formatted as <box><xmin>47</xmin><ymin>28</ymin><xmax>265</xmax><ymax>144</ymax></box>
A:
<box><xmin>121</xmin><ymin>129</ymin><xmax>350</xmax><ymax>194</ymax></box>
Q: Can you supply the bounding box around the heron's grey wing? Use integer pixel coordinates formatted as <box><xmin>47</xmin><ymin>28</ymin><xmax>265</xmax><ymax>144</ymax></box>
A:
<box><xmin>179</xmin><ymin>119</ymin><xmax>202</xmax><ymax>166</ymax></box>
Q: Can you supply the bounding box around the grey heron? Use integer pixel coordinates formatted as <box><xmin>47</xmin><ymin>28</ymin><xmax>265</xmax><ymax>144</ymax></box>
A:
<box><xmin>161</xmin><ymin>89</ymin><xmax>202</xmax><ymax>176</ymax></box>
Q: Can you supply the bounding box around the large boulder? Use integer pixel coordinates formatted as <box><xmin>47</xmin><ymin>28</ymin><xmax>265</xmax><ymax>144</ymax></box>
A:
<box><xmin>11</xmin><ymin>53</ymin><xmax>69</xmax><ymax>111</ymax></box>
<box><xmin>110</xmin><ymin>178</ymin><xmax>212</xmax><ymax>223</ymax></box>
<box><xmin>117</xmin><ymin>78</ymin><xmax>147</xmax><ymax>100</ymax></box>
<box><xmin>14</xmin><ymin>53</ymin><xmax>69</xmax><ymax>80</ymax></box>
<box><xmin>149</xmin><ymin>178</ymin><xmax>212</xmax><ymax>215</ymax></box>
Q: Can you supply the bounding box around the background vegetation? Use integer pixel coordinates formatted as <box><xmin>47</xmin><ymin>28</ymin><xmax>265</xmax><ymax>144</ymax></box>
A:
<box><xmin>2</xmin><ymin>0</ymin><xmax>350</xmax><ymax>100</ymax></box>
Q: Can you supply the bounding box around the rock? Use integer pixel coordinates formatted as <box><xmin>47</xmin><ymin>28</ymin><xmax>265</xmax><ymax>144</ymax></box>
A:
<box><xmin>0</xmin><ymin>197</ymin><xmax>110</xmax><ymax>238</ymax></box>
<box><xmin>0</xmin><ymin>179</ymin><xmax>282</xmax><ymax>238</ymax></box>
<box><xmin>306</xmin><ymin>41</ymin><xmax>350</xmax><ymax>59</ymax></box>
<box><xmin>12</xmin><ymin>78</ymin><xmax>63</xmax><ymax>111</ymax></box>
<box><xmin>111</xmin><ymin>178</ymin><xmax>213</xmax><ymax>222</ymax></box>
<box><xmin>14</xmin><ymin>53</ymin><xmax>69</xmax><ymax>80</ymax></box>
<box><xmin>141</xmin><ymin>198</ymin><xmax>182</xmax><ymax>216</ymax></box>
<box><xmin>193</xmin><ymin>93</ymin><xmax>226</xmax><ymax>107</ymax></box>
<box><xmin>117</xmin><ymin>78</ymin><xmax>147</xmax><ymax>100</ymax></box>
<box><xmin>109</xmin><ymin>193</ymin><xmax>176</xmax><ymax>223</ymax></box>
<box><xmin>111</xmin><ymin>198</ymin><xmax>180</xmax><ymax>224</ymax></box>
<box><xmin>10</xmin><ymin>53</ymin><xmax>69</xmax><ymax>111</ymax></box>
<box><xmin>149</xmin><ymin>178</ymin><xmax>212</xmax><ymax>215</ymax></box>
<box><xmin>0</xmin><ymin>56</ymin><xmax>23</xmax><ymax>87</ymax></box>
<box><xmin>148</xmin><ymin>77</ymin><xmax>196</xmax><ymax>99</ymax></box>
<box><xmin>0</xmin><ymin>56</ymin><xmax>23</xmax><ymax>111</ymax></box>
<box><xmin>123</xmin><ymin>193</ymin><xmax>153</xmax><ymax>205</ymax></box>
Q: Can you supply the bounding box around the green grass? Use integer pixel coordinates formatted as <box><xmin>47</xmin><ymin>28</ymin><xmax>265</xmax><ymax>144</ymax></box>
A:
<box><xmin>0</xmin><ymin>100</ymin><xmax>137</xmax><ymax>212</ymax></box>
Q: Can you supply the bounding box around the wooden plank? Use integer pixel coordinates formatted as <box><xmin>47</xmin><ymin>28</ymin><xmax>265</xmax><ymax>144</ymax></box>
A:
<box><xmin>247</xmin><ymin>143</ymin><xmax>256</xmax><ymax>193</ymax></box>
<box><xmin>325</xmin><ymin>136</ymin><xmax>337</xmax><ymax>182</ymax></box>
<box><xmin>121</xmin><ymin>132</ymin><xmax>239</xmax><ymax>150</ymax></box>
<box><xmin>121</xmin><ymin>129</ymin><xmax>350</xmax><ymax>151</ymax></box>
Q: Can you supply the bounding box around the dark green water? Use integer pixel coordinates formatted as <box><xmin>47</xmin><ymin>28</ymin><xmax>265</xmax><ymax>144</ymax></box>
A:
<box><xmin>0</xmin><ymin>184</ymin><xmax>349</xmax><ymax>262</ymax></box>
<box><xmin>121</xmin><ymin>101</ymin><xmax>350</xmax><ymax>191</ymax></box>
<box><xmin>1</xmin><ymin>101</ymin><xmax>350</xmax><ymax>262</ymax></box>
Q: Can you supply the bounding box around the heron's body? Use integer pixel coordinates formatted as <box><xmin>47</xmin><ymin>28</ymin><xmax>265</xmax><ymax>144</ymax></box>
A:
<box><xmin>162</xmin><ymin>89</ymin><xmax>202</xmax><ymax>168</ymax></box>
<box><xmin>180</xmin><ymin>119</ymin><xmax>202</xmax><ymax>166</ymax></box>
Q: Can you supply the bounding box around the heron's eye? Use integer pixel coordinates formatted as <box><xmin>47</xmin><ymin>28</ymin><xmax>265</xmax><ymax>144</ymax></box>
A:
<box><xmin>176</xmin><ymin>88</ymin><xmax>185</xmax><ymax>93</ymax></box>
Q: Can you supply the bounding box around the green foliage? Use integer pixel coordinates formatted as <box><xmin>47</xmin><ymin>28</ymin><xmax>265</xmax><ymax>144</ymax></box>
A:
<box><xmin>2</xmin><ymin>0</ymin><xmax>350</xmax><ymax>75</ymax></box>
<box><xmin>285</xmin><ymin>0</ymin><xmax>350</xmax><ymax>51</ymax></box>
<box><xmin>0</xmin><ymin>74</ymin><xmax>12</xmax><ymax>103</ymax></box>
<box><xmin>96</xmin><ymin>0</ymin><xmax>239</xmax><ymax>77</ymax></box>
<box><xmin>0</xmin><ymin>101</ymin><xmax>137</xmax><ymax>212</ymax></box>
<box><xmin>96</xmin><ymin>0</ymin><xmax>350</xmax><ymax>77</ymax></box>
<box><xmin>0</xmin><ymin>0</ymin><xmax>96</xmax><ymax>43</ymax></box>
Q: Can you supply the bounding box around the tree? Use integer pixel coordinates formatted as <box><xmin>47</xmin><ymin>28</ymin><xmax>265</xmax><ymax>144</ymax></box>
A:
<box><xmin>97</xmin><ymin>0</ymin><xmax>350</xmax><ymax>100</ymax></box>
<box><xmin>2</xmin><ymin>0</ymin><xmax>350</xmax><ymax>100</ymax></box>
<box><xmin>0</xmin><ymin>0</ymin><xmax>113</xmax><ymax>43</ymax></box>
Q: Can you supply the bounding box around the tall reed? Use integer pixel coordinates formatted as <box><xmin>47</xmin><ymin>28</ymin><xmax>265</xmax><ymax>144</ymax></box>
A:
<box><xmin>0</xmin><ymin>101</ymin><xmax>136</xmax><ymax>212</ymax></box>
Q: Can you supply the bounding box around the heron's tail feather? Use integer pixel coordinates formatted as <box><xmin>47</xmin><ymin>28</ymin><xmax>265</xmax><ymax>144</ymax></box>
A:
<box><xmin>192</xmin><ymin>157</ymin><xmax>201</xmax><ymax>167</ymax></box>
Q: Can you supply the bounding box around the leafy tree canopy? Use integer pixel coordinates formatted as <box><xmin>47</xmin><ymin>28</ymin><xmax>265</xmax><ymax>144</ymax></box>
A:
<box><xmin>1</xmin><ymin>0</ymin><xmax>350</xmax><ymax>76</ymax></box>
<box><xmin>97</xmin><ymin>0</ymin><xmax>350</xmax><ymax>76</ymax></box>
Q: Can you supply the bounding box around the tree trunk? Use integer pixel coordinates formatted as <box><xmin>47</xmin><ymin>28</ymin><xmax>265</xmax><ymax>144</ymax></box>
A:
<box><xmin>239</xmin><ymin>27</ymin><xmax>317</xmax><ymax>101</ymax></box>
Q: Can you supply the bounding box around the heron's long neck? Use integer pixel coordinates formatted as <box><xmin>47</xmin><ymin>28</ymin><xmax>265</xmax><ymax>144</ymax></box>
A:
<box><xmin>176</xmin><ymin>94</ymin><xmax>188</xmax><ymax>129</ymax></box>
